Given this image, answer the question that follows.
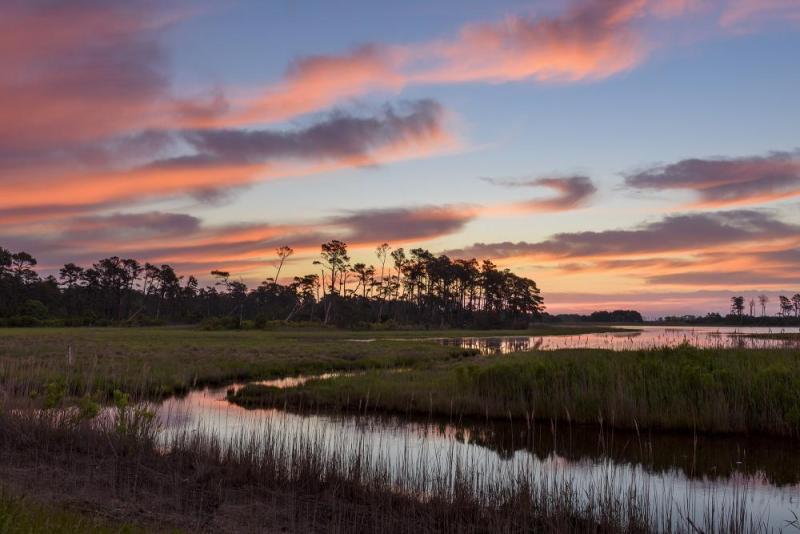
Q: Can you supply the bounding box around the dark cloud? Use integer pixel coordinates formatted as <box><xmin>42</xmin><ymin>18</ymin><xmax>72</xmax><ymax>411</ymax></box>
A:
<box><xmin>160</xmin><ymin>100</ymin><xmax>445</xmax><ymax>168</ymax></box>
<box><xmin>445</xmin><ymin>210</ymin><xmax>799</xmax><ymax>259</ymax></box>
<box><xmin>625</xmin><ymin>150</ymin><xmax>800</xmax><ymax>207</ymax></box>
<box><xmin>482</xmin><ymin>175</ymin><xmax>596</xmax><ymax>211</ymax></box>
<box><xmin>1</xmin><ymin>202</ymin><xmax>474</xmax><ymax>276</ymax></box>
<box><xmin>331</xmin><ymin>205</ymin><xmax>474</xmax><ymax>243</ymax></box>
<box><xmin>68</xmin><ymin>212</ymin><xmax>202</xmax><ymax>237</ymax></box>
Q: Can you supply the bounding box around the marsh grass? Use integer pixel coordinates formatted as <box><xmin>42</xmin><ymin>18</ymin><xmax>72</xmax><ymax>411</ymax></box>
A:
<box><xmin>0</xmin><ymin>328</ymin><xmax>794</xmax><ymax>532</ymax></box>
<box><xmin>231</xmin><ymin>344</ymin><xmax>800</xmax><ymax>437</ymax></box>
<box><xmin>0</xmin><ymin>394</ymin><xmax>767</xmax><ymax>534</ymax></box>
<box><xmin>0</xmin><ymin>327</ymin><xmax>472</xmax><ymax>400</ymax></box>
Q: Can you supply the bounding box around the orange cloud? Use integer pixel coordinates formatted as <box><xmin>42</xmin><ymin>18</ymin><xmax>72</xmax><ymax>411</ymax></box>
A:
<box><xmin>0</xmin><ymin>101</ymin><xmax>454</xmax><ymax>212</ymax></box>
<box><xmin>1</xmin><ymin>204</ymin><xmax>478</xmax><ymax>281</ymax></box>
<box><xmin>412</xmin><ymin>1</ymin><xmax>646</xmax><ymax>85</ymax></box>
<box><xmin>226</xmin><ymin>0</ymin><xmax>651</xmax><ymax>125</ymax></box>
<box><xmin>226</xmin><ymin>45</ymin><xmax>407</xmax><ymax>126</ymax></box>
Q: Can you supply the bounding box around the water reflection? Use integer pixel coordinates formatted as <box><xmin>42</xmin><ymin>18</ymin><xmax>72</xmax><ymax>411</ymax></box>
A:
<box><xmin>252</xmin><ymin>372</ymin><xmax>357</xmax><ymax>389</ymax></box>
<box><xmin>153</xmin><ymin>383</ymin><xmax>800</xmax><ymax>530</ymax></box>
<box><xmin>433</xmin><ymin>326</ymin><xmax>800</xmax><ymax>354</ymax></box>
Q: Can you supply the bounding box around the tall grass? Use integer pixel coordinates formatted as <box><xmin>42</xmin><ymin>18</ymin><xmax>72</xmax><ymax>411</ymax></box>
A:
<box><xmin>0</xmin><ymin>327</ymin><xmax>464</xmax><ymax>400</ymax></box>
<box><xmin>231</xmin><ymin>345</ymin><xmax>800</xmax><ymax>437</ymax></box>
<box><xmin>0</xmin><ymin>396</ymin><xmax>767</xmax><ymax>533</ymax></box>
<box><xmin>0</xmin><ymin>330</ymin><xmax>795</xmax><ymax>532</ymax></box>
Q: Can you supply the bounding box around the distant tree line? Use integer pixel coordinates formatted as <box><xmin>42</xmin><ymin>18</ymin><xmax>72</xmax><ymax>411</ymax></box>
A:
<box><xmin>0</xmin><ymin>241</ymin><xmax>544</xmax><ymax>329</ymax></box>
<box><xmin>658</xmin><ymin>294</ymin><xmax>800</xmax><ymax>326</ymax></box>
<box><xmin>542</xmin><ymin>310</ymin><xmax>644</xmax><ymax>323</ymax></box>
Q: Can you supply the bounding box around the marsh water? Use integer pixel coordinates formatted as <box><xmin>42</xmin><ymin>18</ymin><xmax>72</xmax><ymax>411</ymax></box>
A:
<box><xmin>152</xmin><ymin>327</ymin><xmax>800</xmax><ymax>530</ymax></box>
<box><xmin>155</xmin><ymin>383</ymin><xmax>800</xmax><ymax>530</ymax></box>
<box><xmin>431</xmin><ymin>325</ymin><xmax>800</xmax><ymax>354</ymax></box>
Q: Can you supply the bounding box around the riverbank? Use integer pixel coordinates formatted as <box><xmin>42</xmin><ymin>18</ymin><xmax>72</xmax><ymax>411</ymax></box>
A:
<box><xmin>0</xmin><ymin>404</ymin><xmax>687</xmax><ymax>534</ymax></box>
<box><xmin>230</xmin><ymin>345</ymin><xmax>800</xmax><ymax>437</ymax></box>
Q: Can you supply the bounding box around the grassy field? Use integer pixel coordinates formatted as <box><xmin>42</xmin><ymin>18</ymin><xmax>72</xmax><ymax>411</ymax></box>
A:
<box><xmin>0</xmin><ymin>326</ymin><xmax>788</xmax><ymax>532</ymax></box>
<box><xmin>231</xmin><ymin>344</ymin><xmax>800</xmax><ymax>437</ymax></box>
<box><xmin>0</xmin><ymin>325</ymin><xmax>610</xmax><ymax>399</ymax></box>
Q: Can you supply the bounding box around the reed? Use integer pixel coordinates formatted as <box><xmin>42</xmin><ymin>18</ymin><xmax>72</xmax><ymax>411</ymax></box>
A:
<box><xmin>0</xmin><ymin>396</ymin><xmax>765</xmax><ymax>533</ymax></box>
<box><xmin>231</xmin><ymin>344</ymin><xmax>800</xmax><ymax>437</ymax></box>
<box><xmin>0</xmin><ymin>327</ymin><xmax>464</xmax><ymax>400</ymax></box>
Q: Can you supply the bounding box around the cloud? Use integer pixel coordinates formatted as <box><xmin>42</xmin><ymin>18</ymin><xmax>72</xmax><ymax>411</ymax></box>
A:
<box><xmin>0</xmin><ymin>204</ymin><xmax>476</xmax><ymax>278</ymax></box>
<box><xmin>0</xmin><ymin>3</ymin><xmax>455</xmax><ymax>224</ymax></box>
<box><xmin>175</xmin><ymin>100</ymin><xmax>446</xmax><ymax>167</ymax></box>
<box><xmin>625</xmin><ymin>150</ymin><xmax>800</xmax><ymax>207</ymax></box>
<box><xmin>443</xmin><ymin>210</ymin><xmax>800</xmax><ymax>298</ymax></box>
<box><xmin>230</xmin><ymin>45</ymin><xmax>406</xmax><ymax>125</ymax></box>
<box><xmin>231</xmin><ymin>0</ymin><xmax>649</xmax><ymax>124</ymax></box>
<box><xmin>0</xmin><ymin>1</ymin><xmax>184</xmax><ymax>153</ymax></box>
<box><xmin>329</xmin><ymin>205</ymin><xmax>477</xmax><ymax>244</ymax></box>
<box><xmin>413</xmin><ymin>0</ymin><xmax>646</xmax><ymax>85</ymax></box>
<box><xmin>482</xmin><ymin>175</ymin><xmax>597</xmax><ymax>212</ymax></box>
<box><xmin>445</xmin><ymin>210</ymin><xmax>799</xmax><ymax>260</ymax></box>
<box><xmin>0</xmin><ymin>100</ymin><xmax>453</xmax><ymax>212</ymax></box>
<box><xmin>63</xmin><ymin>212</ymin><xmax>203</xmax><ymax>241</ymax></box>
<box><xmin>719</xmin><ymin>0</ymin><xmax>800</xmax><ymax>28</ymax></box>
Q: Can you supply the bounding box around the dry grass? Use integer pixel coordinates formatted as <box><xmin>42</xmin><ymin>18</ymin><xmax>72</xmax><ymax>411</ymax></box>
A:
<box><xmin>0</xmin><ymin>399</ymin><xmax>766</xmax><ymax>534</ymax></box>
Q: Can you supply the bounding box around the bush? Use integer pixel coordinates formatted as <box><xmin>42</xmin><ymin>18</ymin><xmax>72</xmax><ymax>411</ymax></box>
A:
<box><xmin>19</xmin><ymin>299</ymin><xmax>49</xmax><ymax>320</ymax></box>
<box><xmin>6</xmin><ymin>315</ymin><xmax>42</xmax><ymax>327</ymax></box>
<box><xmin>200</xmin><ymin>316</ymin><xmax>242</xmax><ymax>330</ymax></box>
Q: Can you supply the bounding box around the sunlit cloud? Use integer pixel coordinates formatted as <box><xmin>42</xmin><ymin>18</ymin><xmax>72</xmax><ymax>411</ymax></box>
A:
<box><xmin>625</xmin><ymin>150</ymin><xmax>800</xmax><ymax>208</ymax></box>
<box><xmin>1</xmin><ymin>204</ymin><xmax>478</xmax><ymax>279</ymax></box>
<box><xmin>0</xmin><ymin>1</ymin><xmax>212</xmax><ymax>153</ymax></box>
<box><xmin>0</xmin><ymin>101</ymin><xmax>454</xmax><ymax>212</ymax></box>
<box><xmin>447</xmin><ymin>210</ymin><xmax>799</xmax><ymax>261</ymax></box>
<box><xmin>481</xmin><ymin>175</ymin><xmax>597</xmax><ymax>213</ymax></box>
<box><xmin>228</xmin><ymin>0</ymin><xmax>650</xmax><ymax>124</ymax></box>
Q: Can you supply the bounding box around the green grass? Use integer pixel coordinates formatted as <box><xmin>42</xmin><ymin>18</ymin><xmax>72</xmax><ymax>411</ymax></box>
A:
<box><xmin>0</xmin><ymin>491</ymin><xmax>148</xmax><ymax>534</ymax></box>
<box><xmin>231</xmin><ymin>344</ymin><xmax>800</xmax><ymax>437</ymax></box>
<box><xmin>0</xmin><ymin>325</ymin><xmax>611</xmax><ymax>400</ymax></box>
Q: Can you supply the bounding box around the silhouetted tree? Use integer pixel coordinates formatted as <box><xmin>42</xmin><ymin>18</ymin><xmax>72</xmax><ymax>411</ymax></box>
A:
<box><xmin>730</xmin><ymin>296</ymin><xmax>745</xmax><ymax>317</ymax></box>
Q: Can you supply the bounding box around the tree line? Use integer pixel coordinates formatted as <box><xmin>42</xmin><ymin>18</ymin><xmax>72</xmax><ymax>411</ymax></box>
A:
<box><xmin>659</xmin><ymin>294</ymin><xmax>800</xmax><ymax>326</ymax></box>
<box><xmin>0</xmin><ymin>241</ymin><xmax>544</xmax><ymax>329</ymax></box>
<box><xmin>730</xmin><ymin>294</ymin><xmax>800</xmax><ymax>318</ymax></box>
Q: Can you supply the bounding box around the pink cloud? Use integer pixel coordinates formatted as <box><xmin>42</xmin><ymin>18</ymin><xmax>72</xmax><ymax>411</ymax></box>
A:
<box><xmin>720</xmin><ymin>0</ymin><xmax>800</xmax><ymax>28</ymax></box>
<box><xmin>229</xmin><ymin>0</ymin><xmax>651</xmax><ymax>124</ymax></box>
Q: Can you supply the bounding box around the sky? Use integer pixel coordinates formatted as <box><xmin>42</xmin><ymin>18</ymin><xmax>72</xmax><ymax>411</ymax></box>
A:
<box><xmin>1</xmin><ymin>0</ymin><xmax>799</xmax><ymax>317</ymax></box>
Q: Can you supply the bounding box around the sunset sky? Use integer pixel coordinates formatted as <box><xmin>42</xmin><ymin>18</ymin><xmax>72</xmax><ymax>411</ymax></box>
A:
<box><xmin>2</xmin><ymin>0</ymin><xmax>799</xmax><ymax>316</ymax></box>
